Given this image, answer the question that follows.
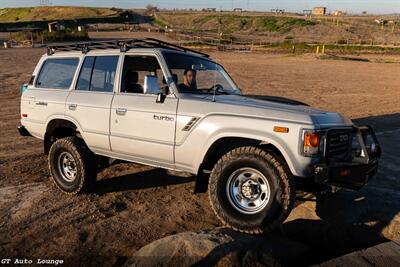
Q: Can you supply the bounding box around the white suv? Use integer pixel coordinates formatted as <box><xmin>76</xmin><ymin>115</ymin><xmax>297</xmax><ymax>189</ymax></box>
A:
<box><xmin>19</xmin><ymin>39</ymin><xmax>381</xmax><ymax>234</ymax></box>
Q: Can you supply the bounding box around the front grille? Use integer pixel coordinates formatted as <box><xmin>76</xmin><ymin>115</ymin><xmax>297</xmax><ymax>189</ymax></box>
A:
<box><xmin>326</xmin><ymin>129</ymin><xmax>352</xmax><ymax>161</ymax></box>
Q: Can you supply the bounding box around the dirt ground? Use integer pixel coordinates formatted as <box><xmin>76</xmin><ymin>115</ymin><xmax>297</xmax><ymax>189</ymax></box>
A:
<box><xmin>0</xmin><ymin>48</ymin><xmax>399</xmax><ymax>266</ymax></box>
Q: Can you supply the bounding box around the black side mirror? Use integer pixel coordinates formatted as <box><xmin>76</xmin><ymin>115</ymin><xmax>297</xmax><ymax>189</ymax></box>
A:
<box><xmin>156</xmin><ymin>92</ymin><xmax>166</xmax><ymax>103</ymax></box>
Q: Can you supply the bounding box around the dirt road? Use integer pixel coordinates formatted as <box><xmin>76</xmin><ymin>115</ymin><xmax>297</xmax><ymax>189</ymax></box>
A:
<box><xmin>0</xmin><ymin>48</ymin><xmax>399</xmax><ymax>266</ymax></box>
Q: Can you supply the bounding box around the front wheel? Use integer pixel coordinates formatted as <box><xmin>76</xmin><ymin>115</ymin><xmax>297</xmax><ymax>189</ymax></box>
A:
<box><xmin>208</xmin><ymin>146</ymin><xmax>295</xmax><ymax>234</ymax></box>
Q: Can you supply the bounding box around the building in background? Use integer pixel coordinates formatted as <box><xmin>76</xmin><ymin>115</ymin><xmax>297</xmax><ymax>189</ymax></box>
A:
<box><xmin>333</xmin><ymin>10</ymin><xmax>344</xmax><ymax>16</ymax></box>
<box><xmin>312</xmin><ymin>7</ymin><xmax>327</xmax><ymax>16</ymax></box>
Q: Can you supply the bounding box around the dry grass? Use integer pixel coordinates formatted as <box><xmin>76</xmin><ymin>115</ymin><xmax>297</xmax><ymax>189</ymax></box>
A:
<box><xmin>0</xmin><ymin>6</ymin><xmax>118</xmax><ymax>22</ymax></box>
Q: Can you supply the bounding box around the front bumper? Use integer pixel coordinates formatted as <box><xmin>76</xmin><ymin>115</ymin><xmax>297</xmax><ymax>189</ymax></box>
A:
<box><xmin>314</xmin><ymin>125</ymin><xmax>381</xmax><ymax>190</ymax></box>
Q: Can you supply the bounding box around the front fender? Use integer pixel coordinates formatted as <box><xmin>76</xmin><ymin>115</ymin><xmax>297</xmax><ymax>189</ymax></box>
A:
<box><xmin>174</xmin><ymin>114</ymin><xmax>315</xmax><ymax>177</ymax></box>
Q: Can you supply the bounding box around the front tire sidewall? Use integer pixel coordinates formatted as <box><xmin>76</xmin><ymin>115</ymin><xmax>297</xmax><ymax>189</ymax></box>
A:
<box><xmin>209</xmin><ymin>149</ymin><xmax>292</xmax><ymax>233</ymax></box>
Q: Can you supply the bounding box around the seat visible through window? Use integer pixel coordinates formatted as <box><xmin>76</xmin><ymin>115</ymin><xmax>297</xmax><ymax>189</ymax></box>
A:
<box><xmin>124</xmin><ymin>70</ymin><xmax>143</xmax><ymax>93</ymax></box>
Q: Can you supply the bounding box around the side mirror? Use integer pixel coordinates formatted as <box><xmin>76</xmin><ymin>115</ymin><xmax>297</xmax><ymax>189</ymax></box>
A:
<box><xmin>143</xmin><ymin>75</ymin><xmax>160</xmax><ymax>95</ymax></box>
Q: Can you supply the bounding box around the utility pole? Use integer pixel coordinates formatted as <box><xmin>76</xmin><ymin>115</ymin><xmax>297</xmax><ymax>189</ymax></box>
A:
<box><xmin>246</xmin><ymin>0</ymin><xmax>250</xmax><ymax>11</ymax></box>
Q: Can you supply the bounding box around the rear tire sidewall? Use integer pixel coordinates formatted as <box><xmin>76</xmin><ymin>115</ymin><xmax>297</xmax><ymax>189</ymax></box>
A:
<box><xmin>49</xmin><ymin>139</ymin><xmax>85</xmax><ymax>193</ymax></box>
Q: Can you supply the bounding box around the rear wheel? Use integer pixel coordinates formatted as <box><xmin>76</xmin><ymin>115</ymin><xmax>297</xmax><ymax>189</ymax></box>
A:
<box><xmin>208</xmin><ymin>146</ymin><xmax>295</xmax><ymax>234</ymax></box>
<box><xmin>48</xmin><ymin>137</ymin><xmax>97</xmax><ymax>194</ymax></box>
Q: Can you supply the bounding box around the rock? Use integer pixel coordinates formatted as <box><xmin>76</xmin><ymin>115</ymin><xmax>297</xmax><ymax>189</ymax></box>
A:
<box><xmin>124</xmin><ymin>228</ymin><xmax>308</xmax><ymax>267</ymax></box>
<box><xmin>314</xmin><ymin>240</ymin><xmax>400</xmax><ymax>267</ymax></box>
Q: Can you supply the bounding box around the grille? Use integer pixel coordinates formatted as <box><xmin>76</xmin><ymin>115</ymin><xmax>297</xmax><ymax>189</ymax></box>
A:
<box><xmin>326</xmin><ymin>129</ymin><xmax>352</xmax><ymax>161</ymax></box>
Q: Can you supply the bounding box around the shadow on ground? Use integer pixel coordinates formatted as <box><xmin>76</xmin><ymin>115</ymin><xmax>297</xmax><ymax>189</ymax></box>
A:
<box><xmin>95</xmin><ymin>168</ymin><xmax>196</xmax><ymax>195</ymax></box>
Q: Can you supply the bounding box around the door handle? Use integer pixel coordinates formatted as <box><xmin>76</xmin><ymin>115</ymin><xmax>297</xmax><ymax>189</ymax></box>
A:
<box><xmin>69</xmin><ymin>104</ymin><xmax>77</xmax><ymax>110</ymax></box>
<box><xmin>116</xmin><ymin>108</ymin><xmax>127</xmax><ymax>115</ymax></box>
<box><xmin>36</xmin><ymin>101</ymin><xmax>47</xmax><ymax>106</ymax></box>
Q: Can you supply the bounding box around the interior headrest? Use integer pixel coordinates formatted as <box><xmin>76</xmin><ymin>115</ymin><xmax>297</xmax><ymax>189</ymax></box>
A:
<box><xmin>127</xmin><ymin>71</ymin><xmax>139</xmax><ymax>84</ymax></box>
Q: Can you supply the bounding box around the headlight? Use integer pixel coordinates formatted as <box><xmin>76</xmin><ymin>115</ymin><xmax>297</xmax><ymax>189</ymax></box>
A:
<box><xmin>302</xmin><ymin>130</ymin><xmax>322</xmax><ymax>156</ymax></box>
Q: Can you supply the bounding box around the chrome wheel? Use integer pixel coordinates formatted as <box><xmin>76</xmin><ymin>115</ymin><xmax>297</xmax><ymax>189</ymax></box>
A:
<box><xmin>226</xmin><ymin>167</ymin><xmax>271</xmax><ymax>214</ymax></box>
<box><xmin>57</xmin><ymin>151</ymin><xmax>77</xmax><ymax>182</ymax></box>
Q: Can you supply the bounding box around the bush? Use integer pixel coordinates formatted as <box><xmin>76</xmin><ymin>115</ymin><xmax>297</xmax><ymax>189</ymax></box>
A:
<box><xmin>258</xmin><ymin>16</ymin><xmax>316</xmax><ymax>33</ymax></box>
<box><xmin>43</xmin><ymin>28</ymin><xmax>89</xmax><ymax>42</ymax></box>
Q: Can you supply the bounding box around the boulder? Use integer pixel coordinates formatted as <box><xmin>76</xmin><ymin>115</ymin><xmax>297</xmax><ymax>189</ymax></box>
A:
<box><xmin>314</xmin><ymin>240</ymin><xmax>400</xmax><ymax>267</ymax></box>
<box><xmin>124</xmin><ymin>228</ymin><xmax>308</xmax><ymax>267</ymax></box>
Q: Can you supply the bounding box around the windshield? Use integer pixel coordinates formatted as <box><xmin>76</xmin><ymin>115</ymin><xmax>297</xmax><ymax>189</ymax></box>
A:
<box><xmin>163</xmin><ymin>52</ymin><xmax>241</xmax><ymax>95</ymax></box>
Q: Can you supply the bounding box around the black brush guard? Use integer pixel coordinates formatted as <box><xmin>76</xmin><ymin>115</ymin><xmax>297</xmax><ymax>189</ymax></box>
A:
<box><xmin>314</xmin><ymin>125</ymin><xmax>381</xmax><ymax>190</ymax></box>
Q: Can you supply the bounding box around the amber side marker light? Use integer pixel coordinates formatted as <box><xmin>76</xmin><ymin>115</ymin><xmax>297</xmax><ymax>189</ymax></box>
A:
<box><xmin>274</xmin><ymin>126</ymin><xmax>289</xmax><ymax>133</ymax></box>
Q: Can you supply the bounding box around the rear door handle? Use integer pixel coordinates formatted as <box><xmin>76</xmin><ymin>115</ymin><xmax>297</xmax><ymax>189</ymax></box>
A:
<box><xmin>116</xmin><ymin>108</ymin><xmax>127</xmax><ymax>115</ymax></box>
<box><xmin>69</xmin><ymin>104</ymin><xmax>77</xmax><ymax>110</ymax></box>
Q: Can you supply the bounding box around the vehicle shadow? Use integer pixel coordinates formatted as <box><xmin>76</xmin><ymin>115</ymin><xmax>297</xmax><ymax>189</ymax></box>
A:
<box><xmin>94</xmin><ymin>168</ymin><xmax>196</xmax><ymax>195</ymax></box>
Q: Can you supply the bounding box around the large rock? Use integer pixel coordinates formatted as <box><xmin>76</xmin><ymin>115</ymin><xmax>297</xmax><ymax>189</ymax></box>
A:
<box><xmin>124</xmin><ymin>228</ymin><xmax>308</xmax><ymax>267</ymax></box>
<box><xmin>314</xmin><ymin>239</ymin><xmax>400</xmax><ymax>267</ymax></box>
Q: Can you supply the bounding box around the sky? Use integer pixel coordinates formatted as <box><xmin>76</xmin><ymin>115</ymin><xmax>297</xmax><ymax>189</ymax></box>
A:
<box><xmin>1</xmin><ymin>0</ymin><xmax>400</xmax><ymax>14</ymax></box>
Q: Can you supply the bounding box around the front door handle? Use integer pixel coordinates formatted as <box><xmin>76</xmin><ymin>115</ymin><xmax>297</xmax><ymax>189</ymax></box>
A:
<box><xmin>69</xmin><ymin>104</ymin><xmax>77</xmax><ymax>111</ymax></box>
<box><xmin>116</xmin><ymin>108</ymin><xmax>127</xmax><ymax>116</ymax></box>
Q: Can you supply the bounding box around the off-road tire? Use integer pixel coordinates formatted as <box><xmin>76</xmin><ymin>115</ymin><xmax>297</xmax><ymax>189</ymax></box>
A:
<box><xmin>208</xmin><ymin>146</ymin><xmax>295</xmax><ymax>234</ymax></box>
<box><xmin>48</xmin><ymin>137</ymin><xmax>97</xmax><ymax>194</ymax></box>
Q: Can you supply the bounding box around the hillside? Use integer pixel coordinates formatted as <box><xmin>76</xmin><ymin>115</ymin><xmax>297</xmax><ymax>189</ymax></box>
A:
<box><xmin>0</xmin><ymin>6</ymin><xmax>119</xmax><ymax>22</ymax></box>
<box><xmin>155</xmin><ymin>12</ymin><xmax>400</xmax><ymax>45</ymax></box>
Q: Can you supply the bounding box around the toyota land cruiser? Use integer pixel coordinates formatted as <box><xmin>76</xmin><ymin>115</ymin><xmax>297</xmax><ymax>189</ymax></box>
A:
<box><xmin>18</xmin><ymin>39</ymin><xmax>381</xmax><ymax>234</ymax></box>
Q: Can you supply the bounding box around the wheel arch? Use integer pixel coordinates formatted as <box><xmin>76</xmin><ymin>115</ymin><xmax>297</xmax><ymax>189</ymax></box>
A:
<box><xmin>194</xmin><ymin>134</ymin><xmax>296</xmax><ymax>193</ymax></box>
<box><xmin>44</xmin><ymin>118</ymin><xmax>82</xmax><ymax>154</ymax></box>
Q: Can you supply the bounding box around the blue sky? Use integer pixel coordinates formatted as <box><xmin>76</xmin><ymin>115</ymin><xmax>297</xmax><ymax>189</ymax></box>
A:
<box><xmin>1</xmin><ymin>1</ymin><xmax>400</xmax><ymax>14</ymax></box>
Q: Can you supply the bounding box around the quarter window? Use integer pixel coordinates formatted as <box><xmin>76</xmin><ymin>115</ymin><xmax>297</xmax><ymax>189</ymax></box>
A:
<box><xmin>76</xmin><ymin>56</ymin><xmax>119</xmax><ymax>92</ymax></box>
<box><xmin>36</xmin><ymin>58</ymin><xmax>79</xmax><ymax>89</ymax></box>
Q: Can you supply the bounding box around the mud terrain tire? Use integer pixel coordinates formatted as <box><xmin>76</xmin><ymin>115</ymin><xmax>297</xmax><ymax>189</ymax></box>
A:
<box><xmin>48</xmin><ymin>137</ymin><xmax>97</xmax><ymax>194</ymax></box>
<box><xmin>208</xmin><ymin>146</ymin><xmax>295</xmax><ymax>234</ymax></box>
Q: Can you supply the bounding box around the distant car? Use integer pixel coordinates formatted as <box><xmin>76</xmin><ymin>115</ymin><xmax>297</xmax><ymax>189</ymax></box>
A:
<box><xmin>18</xmin><ymin>38</ymin><xmax>381</xmax><ymax>234</ymax></box>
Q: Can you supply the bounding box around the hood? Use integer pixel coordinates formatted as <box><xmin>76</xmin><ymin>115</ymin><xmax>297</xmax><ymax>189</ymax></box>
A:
<box><xmin>181</xmin><ymin>93</ymin><xmax>353</xmax><ymax>128</ymax></box>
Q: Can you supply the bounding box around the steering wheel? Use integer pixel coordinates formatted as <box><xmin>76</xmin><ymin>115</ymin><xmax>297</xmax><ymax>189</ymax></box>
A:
<box><xmin>202</xmin><ymin>84</ymin><xmax>224</xmax><ymax>93</ymax></box>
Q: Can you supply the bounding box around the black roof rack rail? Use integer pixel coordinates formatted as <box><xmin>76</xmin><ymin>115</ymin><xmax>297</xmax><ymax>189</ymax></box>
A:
<box><xmin>46</xmin><ymin>38</ymin><xmax>209</xmax><ymax>58</ymax></box>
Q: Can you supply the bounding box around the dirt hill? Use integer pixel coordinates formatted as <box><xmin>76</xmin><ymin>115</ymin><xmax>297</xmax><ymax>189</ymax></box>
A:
<box><xmin>155</xmin><ymin>12</ymin><xmax>400</xmax><ymax>45</ymax></box>
<box><xmin>0</xmin><ymin>6</ymin><xmax>119</xmax><ymax>22</ymax></box>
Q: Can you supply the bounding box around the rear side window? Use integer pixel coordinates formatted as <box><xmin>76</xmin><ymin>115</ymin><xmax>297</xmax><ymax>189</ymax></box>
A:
<box><xmin>36</xmin><ymin>58</ymin><xmax>79</xmax><ymax>89</ymax></box>
<box><xmin>76</xmin><ymin>56</ymin><xmax>119</xmax><ymax>92</ymax></box>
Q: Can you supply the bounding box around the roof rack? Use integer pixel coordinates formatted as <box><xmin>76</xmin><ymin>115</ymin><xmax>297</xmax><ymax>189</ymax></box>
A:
<box><xmin>46</xmin><ymin>38</ymin><xmax>209</xmax><ymax>58</ymax></box>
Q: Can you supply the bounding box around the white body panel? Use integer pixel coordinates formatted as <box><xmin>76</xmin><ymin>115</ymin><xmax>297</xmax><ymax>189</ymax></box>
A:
<box><xmin>109</xmin><ymin>94</ymin><xmax>177</xmax><ymax>168</ymax></box>
<box><xmin>65</xmin><ymin>91</ymin><xmax>114</xmax><ymax>151</ymax></box>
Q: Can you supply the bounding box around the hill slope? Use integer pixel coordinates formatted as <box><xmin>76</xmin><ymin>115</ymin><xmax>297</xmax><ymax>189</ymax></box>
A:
<box><xmin>0</xmin><ymin>6</ymin><xmax>119</xmax><ymax>22</ymax></box>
